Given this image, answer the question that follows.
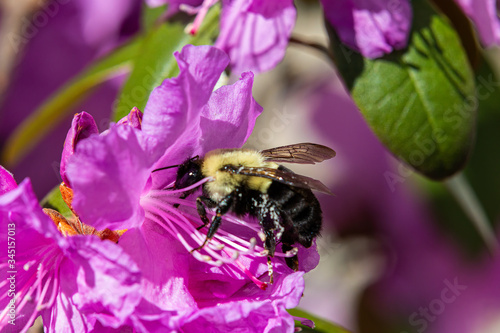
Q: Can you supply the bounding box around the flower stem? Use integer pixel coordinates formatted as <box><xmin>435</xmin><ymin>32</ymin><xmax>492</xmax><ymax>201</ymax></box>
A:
<box><xmin>289</xmin><ymin>34</ymin><xmax>334</xmax><ymax>62</ymax></box>
<box><xmin>444</xmin><ymin>173</ymin><xmax>499</xmax><ymax>255</ymax></box>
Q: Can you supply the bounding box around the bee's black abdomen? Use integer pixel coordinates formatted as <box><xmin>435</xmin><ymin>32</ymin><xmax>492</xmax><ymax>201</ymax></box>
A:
<box><xmin>267</xmin><ymin>166</ymin><xmax>322</xmax><ymax>248</ymax></box>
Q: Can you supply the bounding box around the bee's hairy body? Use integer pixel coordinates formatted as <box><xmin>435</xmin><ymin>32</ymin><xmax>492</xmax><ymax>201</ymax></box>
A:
<box><xmin>202</xmin><ymin>150</ymin><xmax>322</xmax><ymax>247</ymax></box>
<box><xmin>202</xmin><ymin>149</ymin><xmax>278</xmax><ymax>201</ymax></box>
<box><xmin>170</xmin><ymin>143</ymin><xmax>335</xmax><ymax>273</ymax></box>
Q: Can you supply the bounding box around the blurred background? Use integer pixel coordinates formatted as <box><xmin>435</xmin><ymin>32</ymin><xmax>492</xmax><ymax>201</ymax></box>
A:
<box><xmin>1</xmin><ymin>1</ymin><xmax>500</xmax><ymax>332</ymax></box>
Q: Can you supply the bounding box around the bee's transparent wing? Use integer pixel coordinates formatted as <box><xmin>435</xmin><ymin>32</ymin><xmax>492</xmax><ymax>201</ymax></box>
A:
<box><xmin>260</xmin><ymin>143</ymin><xmax>336</xmax><ymax>164</ymax></box>
<box><xmin>222</xmin><ymin>165</ymin><xmax>333</xmax><ymax>195</ymax></box>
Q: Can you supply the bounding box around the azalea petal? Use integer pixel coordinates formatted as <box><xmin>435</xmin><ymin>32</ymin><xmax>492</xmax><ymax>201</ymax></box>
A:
<box><xmin>67</xmin><ymin>125</ymin><xmax>156</xmax><ymax>230</ymax></box>
<box><xmin>180</xmin><ymin>301</ymin><xmax>294</xmax><ymax>332</ymax></box>
<box><xmin>180</xmin><ymin>272</ymin><xmax>304</xmax><ymax>331</ymax></box>
<box><xmin>150</xmin><ymin>71</ymin><xmax>262</xmax><ymax>189</ymax></box>
<box><xmin>60</xmin><ymin>112</ymin><xmax>99</xmax><ymax>186</ymax></box>
<box><xmin>91</xmin><ymin>298</ymin><xmax>178</xmax><ymax>332</ymax></box>
<box><xmin>142</xmin><ymin>45</ymin><xmax>229</xmax><ymax>155</ymax></box>
<box><xmin>0</xmin><ymin>179</ymin><xmax>65</xmax><ymax>244</ymax></box>
<box><xmin>287</xmin><ymin>241</ymin><xmax>320</xmax><ymax>273</ymax></box>
<box><xmin>118</xmin><ymin>222</ymin><xmax>197</xmax><ymax>313</ymax></box>
<box><xmin>42</xmin><ymin>292</ymin><xmax>93</xmax><ymax>333</ymax></box>
<box><xmin>455</xmin><ymin>0</ymin><xmax>500</xmax><ymax>46</ymax></box>
<box><xmin>73</xmin><ymin>0</ymin><xmax>141</xmax><ymax>49</ymax></box>
<box><xmin>0</xmin><ymin>166</ymin><xmax>17</xmax><ymax>194</ymax></box>
<box><xmin>200</xmin><ymin>71</ymin><xmax>263</xmax><ymax>151</ymax></box>
<box><xmin>216</xmin><ymin>0</ymin><xmax>296</xmax><ymax>74</ymax></box>
<box><xmin>116</xmin><ymin>106</ymin><xmax>144</xmax><ymax>129</ymax></box>
<box><xmin>321</xmin><ymin>0</ymin><xmax>412</xmax><ymax>58</ymax></box>
<box><xmin>59</xmin><ymin>235</ymin><xmax>142</xmax><ymax>328</ymax></box>
<box><xmin>0</xmin><ymin>179</ymin><xmax>65</xmax><ymax>331</ymax></box>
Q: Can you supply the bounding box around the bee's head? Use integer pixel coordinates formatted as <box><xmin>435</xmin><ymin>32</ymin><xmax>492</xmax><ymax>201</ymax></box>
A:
<box><xmin>174</xmin><ymin>156</ymin><xmax>203</xmax><ymax>190</ymax></box>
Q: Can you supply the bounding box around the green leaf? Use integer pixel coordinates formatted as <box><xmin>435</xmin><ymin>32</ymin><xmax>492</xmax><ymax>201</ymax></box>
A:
<box><xmin>329</xmin><ymin>0</ymin><xmax>476</xmax><ymax>180</ymax></box>
<box><xmin>41</xmin><ymin>185</ymin><xmax>73</xmax><ymax>220</ymax></box>
<box><xmin>416</xmin><ymin>60</ymin><xmax>500</xmax><ymax>257</ymax></box>
<box><xmin>1</xmin><ymin>38</ymin><xmax>141</xmax><ymax>168</ymax></box>
<box><xmin>288</xmin><ymin>308</ymin><xmax>351</xmax><ymax>333</ymax></box>
<box><xmin>113</xmin><ymin>4</ymin><xmax>220</xmax><ymax>121</ymax></box>
<box><xmin>141</xmin><ymin>3</ymin><xmax>168</xmax><ymax>32</ymax></box>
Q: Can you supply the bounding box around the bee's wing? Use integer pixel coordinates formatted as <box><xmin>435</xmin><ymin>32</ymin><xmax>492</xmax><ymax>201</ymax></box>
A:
<box><xmin>222</xmin><ymin>165</ymin><xmax>333</xmax><ymax>195</ymax></box>
<box><xmin>260</xmin><ymin>143</ymin><xmax>336</xmax><ymax>164</ymax></box>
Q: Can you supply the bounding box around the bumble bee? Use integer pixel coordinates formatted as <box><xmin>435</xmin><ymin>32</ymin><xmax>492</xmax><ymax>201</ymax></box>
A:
<box><xmin>161</xmin><ymin>143</ymin><xmax>335</xmax><ymax>275</ymax></box>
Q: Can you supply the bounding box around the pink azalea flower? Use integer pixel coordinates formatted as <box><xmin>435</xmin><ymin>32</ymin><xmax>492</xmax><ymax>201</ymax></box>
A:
<box><xmin>0</xmin><ymin>175</ymin><xmax>144</xmax><ymax>332</ymax></box>
<box><xmin>61</xmin><ymin>44</ymin><xmax>318</xmax><ymax>330</ymax></box>
<box><xmin>0</xmin><ymin>166</ymin><xmax>17</xmax><ymax>195</ymax></box>
<box><xmin>145</xmin><ymin>0</ymin><xmax>296</xmax><ymax>75</ymax></box>
<box><xmin>454</xmin><ymin>0</ymin><xmax>500</xmax><ymax>46</ymax></box>
<box><xmin>214</xmin><ymin>0</ymin><xmax>296</xmax><ymax>75</ymax></box>
<box><xmin>320</xmin><ymin>0</ymin><xmax>412</xmax><ymax>58</ymax></box>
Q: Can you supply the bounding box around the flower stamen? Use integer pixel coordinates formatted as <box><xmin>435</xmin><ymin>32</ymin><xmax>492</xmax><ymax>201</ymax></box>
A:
<box><xmin>180</xmin><ymin>0</ymin><xmax>219</xmax><ymax>35</ymax></box>
<box><xmin>143</xmin><ymin>182</ymin><xmax>274</xmax><ymax>289</ymax></box>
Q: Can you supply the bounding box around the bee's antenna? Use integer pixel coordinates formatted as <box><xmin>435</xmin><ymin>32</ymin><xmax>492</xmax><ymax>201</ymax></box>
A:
<box><xmin>152</xmin><ymin>155</ymin><xmax>200</xmax><ymax>173</ymax></box>
<box><xmin>152</xmin><ymin>164</ymin><xmax>179</xmax><ymax>173</ymax></box>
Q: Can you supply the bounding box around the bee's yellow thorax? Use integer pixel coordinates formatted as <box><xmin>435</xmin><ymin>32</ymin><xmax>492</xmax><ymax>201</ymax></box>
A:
<box><xmin>202</xmin><ymin>149</ymin><xmax>278</xmax><ymax>201</ymax></box>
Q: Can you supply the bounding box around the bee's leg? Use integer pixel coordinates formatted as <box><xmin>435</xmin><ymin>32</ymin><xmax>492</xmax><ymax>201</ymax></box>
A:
<box><xmin>263</xmin><ymin>229</ymin><xmax>276</xmax><ymax>257</ymax></box>
<box><xmin>191</xmin><ymin>193</ymin><xmax>233</xmax><ymax>252</ymax></box>
<box><xmin>282</xmin><ymin>242</ymin><xmax>299</xmax><ymax>271</ymax></box>
<box><xmin>263</xmin><ymin>229</ymin><xmax>276</xmax><ymax>284</ymax></box>
<box><xmin>195</xmin><ymin>196</ymin><xmax>214</xmax><ymax>230</ymax></box>
<box><xmin>259</xmin><ymin>199</ymin><xmax>280</xmax><ymax>284</ymax></box>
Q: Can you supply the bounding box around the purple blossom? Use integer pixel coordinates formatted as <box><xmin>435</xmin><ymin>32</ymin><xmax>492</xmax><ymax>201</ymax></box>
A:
<box><xmin>62</xmin><ymin>44</ymin><xmax>315</xmax><ymax>330</ymax></box>
<box><xmin>60</xmin><ymin>112</ymin><xmax>99</xmax><ymax>186</ymax></box>
<box><xmin>215</xmin><ymin>0</ymin><xmax>296</xmax><ymax>75</ymax></box>
<box><xmin>320</xmin><ymin>0</ymin><xmax>412</xmax><ymax>58</ymax></box>
<box><xmin>0</xmin><ymin>166</ymin><xmax>17</xmax><ymax>194</ymax></box>
<box><xmin>454</xmin><ymin>0</ymin><xmax>500</xmax><ymax>46</ymax></box>
<box><xmin>0</xmin><ymin>177</ymin><xmax>143</xmax><ymax>332</ymax></box>
<box><xmin>146</xmin><ymin>0</ymin><xmax>296</xmax><ymax>75</ymax></box>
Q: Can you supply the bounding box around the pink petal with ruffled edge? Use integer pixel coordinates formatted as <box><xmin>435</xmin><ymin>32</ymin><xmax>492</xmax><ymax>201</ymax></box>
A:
<box><xmin>216</xmin><ymin>0</ymin><xmax>296</xmax><ymax>75</ymax></box>
<box><xmin>60</xmin><ymin>236</ymin><xmax>142</xmax><ymax>328</ymax></box>
<box><xmin>142</xmin><ymin>45</ymin><xmax>229</xmax><ymax>156</ymax></box>
<box><xmin>180</xmin><ymin>272</ymin><xmax>304</xmax><ymax>332</ymax></box>
<box><xmin>117</xmin><ymin>221</ymin><xmax>197</xmax><ymax>314</ymax></box>
<box><xmin>321</xmin><ymin>0</ymin><xmax>412</xmax><ymax>58</ymax></box>
<box><xmin>67</xmin><ymin>124</ymin><xmax>157</xmax><ymax>230</ymax></box>
<box><xmin>145</xmin><ymin>46</ymin><xmax>262</xmax><ymax>190</ymax></box>
<box><xmin>199</xmin><ymin>71</ymin><xmax>263</xmax><ymax>152</ymax></box>
<box><xmin>0</xmin><ymin>180</ymin><xmax>144</xmax><ymax>332</ymax></box>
